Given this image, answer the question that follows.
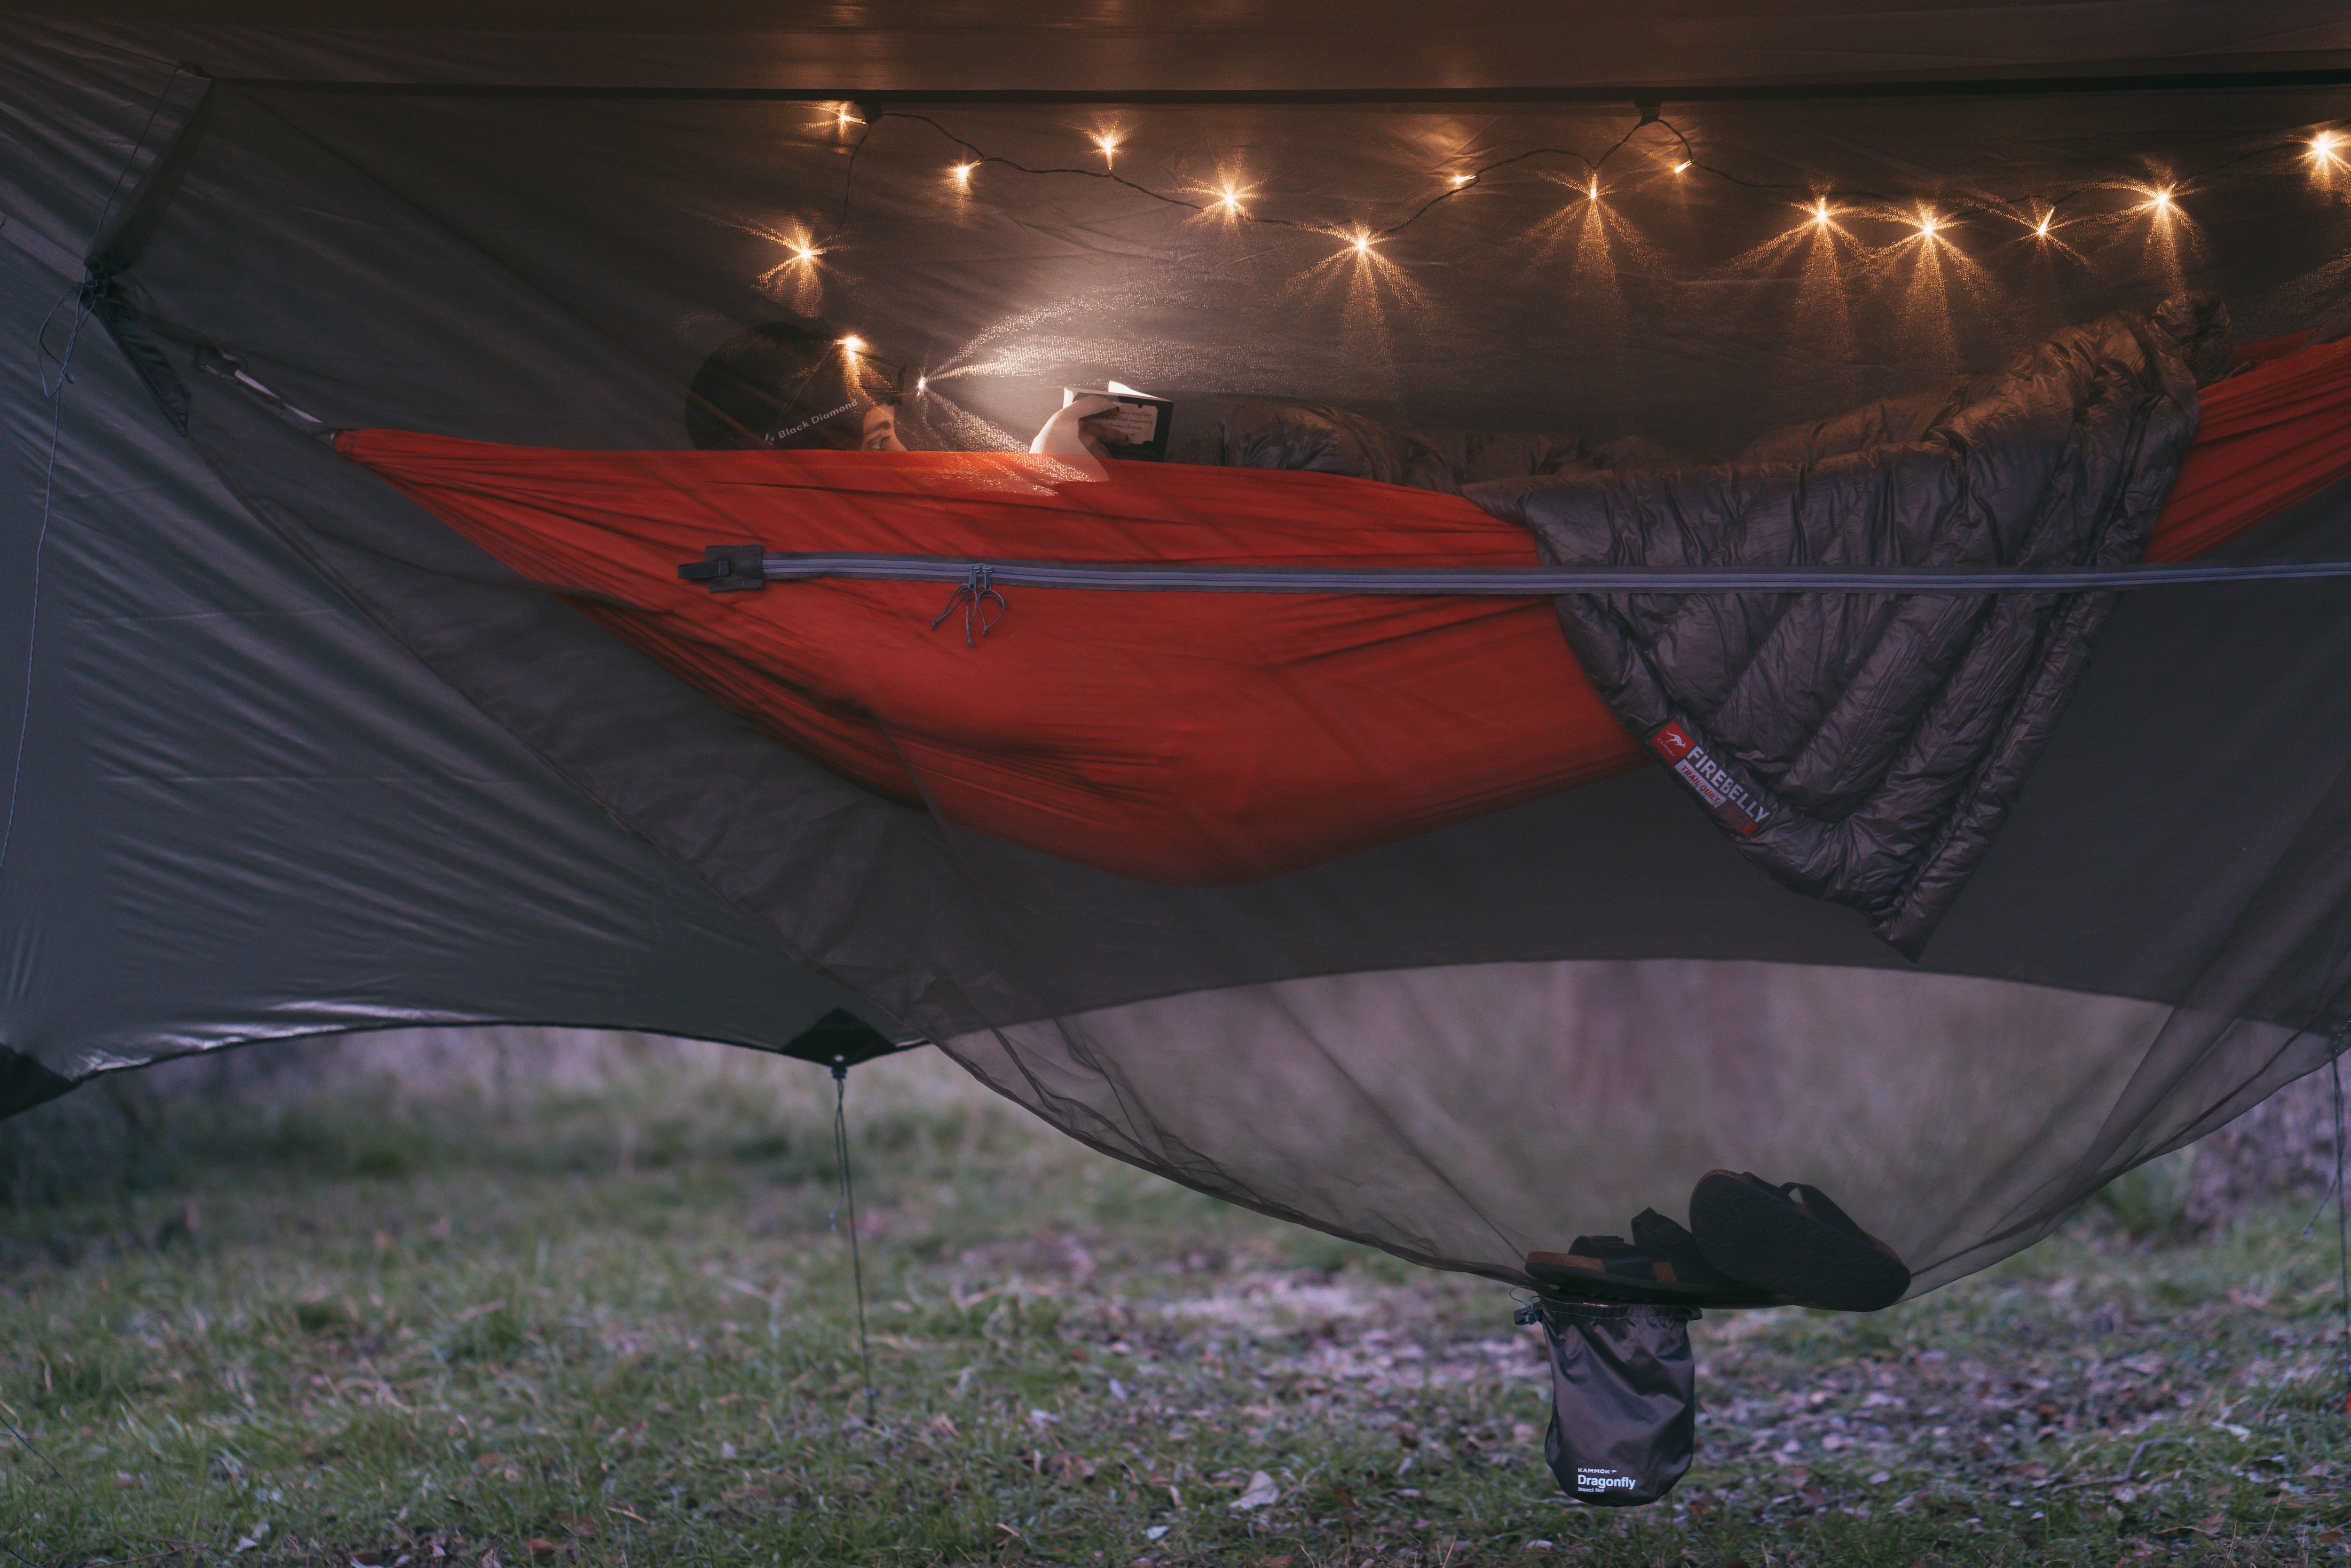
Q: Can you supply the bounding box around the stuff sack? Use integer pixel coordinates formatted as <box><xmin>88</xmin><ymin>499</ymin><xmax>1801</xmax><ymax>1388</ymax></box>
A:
<box><xmin>1516</xmin><ymin>1299</ymin><xmax>1700</xmax><ymax>1506</ymax></box>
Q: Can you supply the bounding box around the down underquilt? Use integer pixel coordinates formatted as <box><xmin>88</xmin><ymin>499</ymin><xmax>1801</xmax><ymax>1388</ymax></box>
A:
<box><xmin>1465</xmin><ymin>296</ymin><xmax>2228</xmax><ymax>953</ymax></box>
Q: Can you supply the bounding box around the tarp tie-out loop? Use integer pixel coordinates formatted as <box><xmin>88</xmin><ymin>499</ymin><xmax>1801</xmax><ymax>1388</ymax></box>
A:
<box><xmin>930</xmin><ymin>563</ymin><xmax>1007</xmax><ymax>646</ymax></box>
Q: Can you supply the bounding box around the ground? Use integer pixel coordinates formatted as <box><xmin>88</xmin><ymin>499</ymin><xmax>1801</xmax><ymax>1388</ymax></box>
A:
<box><xmin>0</xmin><ymin>1037</ymin><xmax>2346</xmax><ymax>1566</ymax></box>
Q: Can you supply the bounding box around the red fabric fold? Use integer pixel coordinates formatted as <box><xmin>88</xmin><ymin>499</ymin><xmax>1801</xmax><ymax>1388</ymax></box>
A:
<box><xmin>2147</xmin><ymin>334</ymin><xmax>2351</xmax><ymax>562</ymax></box>
<box><xmin>337</xmin><ymin>339</ymin><xmax>2351</xmax><ymax>884</ymax></box>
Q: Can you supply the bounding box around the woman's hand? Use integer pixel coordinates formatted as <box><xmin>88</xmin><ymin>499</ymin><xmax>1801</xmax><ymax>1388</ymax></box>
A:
<box><xmin>1031</xmin><ymin>395</ymin><xmax>1121</xmax><ymax>459</ymax></box>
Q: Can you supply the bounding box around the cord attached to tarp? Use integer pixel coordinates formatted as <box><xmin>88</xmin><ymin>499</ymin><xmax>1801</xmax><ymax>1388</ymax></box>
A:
<box><xmin>828</xmin><ymin>1062</ymin><xmax>879</xmax><ymax>1424</ymax></box>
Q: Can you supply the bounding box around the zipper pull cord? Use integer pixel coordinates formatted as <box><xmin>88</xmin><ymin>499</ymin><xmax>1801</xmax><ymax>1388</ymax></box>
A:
<box><xmin>930</xmin><ymin>563</ymin><xmax>1007</xmax><ymax>646</ymax></box>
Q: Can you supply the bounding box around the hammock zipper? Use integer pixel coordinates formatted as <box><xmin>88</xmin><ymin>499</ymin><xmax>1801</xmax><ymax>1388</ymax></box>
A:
<box><xmin>679</xmin><ymin>550</ymin><xmax>2351</xmax><ymax>598</ymax></box>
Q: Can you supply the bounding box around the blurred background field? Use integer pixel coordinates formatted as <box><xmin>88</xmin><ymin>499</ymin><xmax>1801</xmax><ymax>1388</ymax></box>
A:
<box><xmin>1</xmin><ymin>1030</ymin><xmax>2347</xmax><ymax>1566</ymax></box>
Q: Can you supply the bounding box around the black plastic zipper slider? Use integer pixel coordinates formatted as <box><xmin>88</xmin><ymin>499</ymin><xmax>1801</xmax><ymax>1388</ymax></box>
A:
<box><xmin>678</xmin><ymin>544</ymin><xmax>767</xmax><ymax>591</ymax></box>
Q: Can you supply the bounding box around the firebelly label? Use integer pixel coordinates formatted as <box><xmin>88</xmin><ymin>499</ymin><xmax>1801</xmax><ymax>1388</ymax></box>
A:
<box><xmin>1649</xmin><ymin>720</ymin><xmax>1772</xmax><ymax>837</ymax></box>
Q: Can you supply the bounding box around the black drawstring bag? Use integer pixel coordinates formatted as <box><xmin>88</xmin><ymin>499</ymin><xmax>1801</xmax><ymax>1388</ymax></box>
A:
<box><xmin>1515</xmin><ymin>1299</ymin><xmax>1701</xmax><ymax>1506</ymax></box>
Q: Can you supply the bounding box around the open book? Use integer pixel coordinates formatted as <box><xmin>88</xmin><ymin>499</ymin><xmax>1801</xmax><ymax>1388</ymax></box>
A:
<box><xmin>1061</xmin><ymin>381</ymin><xmax>1174</xmax><ymax>460</ymax></box>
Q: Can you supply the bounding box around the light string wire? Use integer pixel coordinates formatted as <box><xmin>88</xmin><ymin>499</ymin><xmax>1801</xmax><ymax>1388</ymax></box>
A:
<box><xmin>828</xmin><ymin>1064</ymin><xmax>880</xmax><ymax>1425</ymax></box>
<box><xmin>825</xmin><ymin>105</ymin><xmax>2335</xmax><ymax>252</ymax></box>
<box><xmin>5</xmin><ymin>63</ymin><xmax>187</xmax><ymax>885</ymax></box>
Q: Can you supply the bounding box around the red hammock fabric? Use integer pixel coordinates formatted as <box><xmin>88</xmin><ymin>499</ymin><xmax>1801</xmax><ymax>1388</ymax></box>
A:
<box><xmin>338</xmin><ymin>334</ymin><xmax>2351</xmax><ymax>885</ymax></box>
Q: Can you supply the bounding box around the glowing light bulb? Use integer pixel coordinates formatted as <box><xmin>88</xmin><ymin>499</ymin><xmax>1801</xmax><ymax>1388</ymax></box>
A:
<box><xmin>2146</xmin><ymin>186</ymin><xmax>2175</xmax><ymax>214</ymax></box>
<box><xmin>1095</xmin><ymin>132</ymin><xmax>1119</xmax><ymax>163</ymax></box>
<box><xmin>1587</xmin><ymin>176</ymin><xmax>1601</xmax><ymax>200</ymax></box>
<box><xmin>1349</xmin><ymin>230</ymin><xmax>1377</xmax><ymax>256</ymax></box>
<box><xmin>2034</xmin><ymin>213</ymin><xmax>2051</xmax><ymax>237</ymax></box>
<box><xmin>793</xmin><ymin>244</ymin><xmax>818</xmax><ymax>263</ymax></box>
<box><xmin>916</xmin><ymin>375</ymin><xmax>928</xmax><ymax>392</ymax></box>
<box><xmin>1917</xmin><ymin>211</ymin><xmax>1941</xmax><ymax>237</ymax></box>
<box><xmin>835</xmin><ymin>105</ymin><xmax>857</xmax><ymax>129</ymax></box>
<box><xmin>952</xmin><ymin>162</ymin><xmax>976</xmax><ymax>185</ymax></box>
<box><xmin>1812</xmin><ymin>197</ymin><xmax>1832</xmax><ymax>227</ymax></box>
<box><xmin>1673</xmin><ymin>161</ymin><xmax>1691</xmax><ymax>174</ymax></box>
<box><xmin>1451</xmin><ymin>173</ymin><xmax>1474</xmax><ymax>186</ymax></box>
<box><xmin>840</xmin><ymin>336</ymin><xmax>864</xmax><ymax>354</ymax></box>
<box><xmin>1212</xmin><ymin>181</ymin><xmax>1246</xmax><ymax>215</ymax></box>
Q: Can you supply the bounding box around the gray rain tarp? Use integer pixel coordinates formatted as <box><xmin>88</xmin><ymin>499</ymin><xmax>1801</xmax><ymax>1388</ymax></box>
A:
<box><xmin>5</xmin><ymin>7</ymin><xmax>2351</xmax><ymax>1297</ymax></box>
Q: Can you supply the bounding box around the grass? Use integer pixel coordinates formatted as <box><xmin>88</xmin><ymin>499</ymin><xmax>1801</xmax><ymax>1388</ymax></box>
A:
<box><xmin>0</xmin><ymin>1033</ymin><xmax>2348</xmax><ymax>1566</ymax></box>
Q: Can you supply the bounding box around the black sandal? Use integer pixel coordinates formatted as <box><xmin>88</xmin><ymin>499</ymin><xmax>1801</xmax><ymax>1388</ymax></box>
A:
<box><xmin>1686</xmin><ymin>1170</ymin><xmax>1911</xmax><ymax>1312</ymax></box>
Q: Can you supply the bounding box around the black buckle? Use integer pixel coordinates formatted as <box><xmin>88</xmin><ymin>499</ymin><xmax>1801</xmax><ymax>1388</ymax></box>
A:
<box><xmin>677</xmin><ymin>544</ymin><xmax>767</xmax><ymax>592</ymax></box>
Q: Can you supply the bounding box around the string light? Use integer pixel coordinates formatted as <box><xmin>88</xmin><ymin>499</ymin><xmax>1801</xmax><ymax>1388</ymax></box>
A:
<box><xmin>840</xmin><ymin>335</ymin><xmax>865</xmax><ymax>354</ymax></box>
<box><xmin>916</xmin><ymin>374</ymin><xmax>928</xmax><ymax>392</ymax></box>
<box><xmin>818</xmin><ymin>108</ymin><xmax>2335</xmax><ymax>274</ymax></box>
<box><xmin>792</xmin><ymin>243</ymin><xmax>819</xmax><ymax>263</ymax></box>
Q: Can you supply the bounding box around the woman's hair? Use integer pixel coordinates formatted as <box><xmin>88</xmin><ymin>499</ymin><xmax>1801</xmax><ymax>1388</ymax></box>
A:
<box><xmin>684</xmin><ymin>319</ymin><xmax>869</xmax><ymax>450</ymax></box>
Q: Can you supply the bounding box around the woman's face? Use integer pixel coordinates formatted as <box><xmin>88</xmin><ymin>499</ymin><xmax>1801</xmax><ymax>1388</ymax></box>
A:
<box><xmin>859</xmin><ymin>404</ymin><xmax>906</xmax><ymax>452</ymax></box>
